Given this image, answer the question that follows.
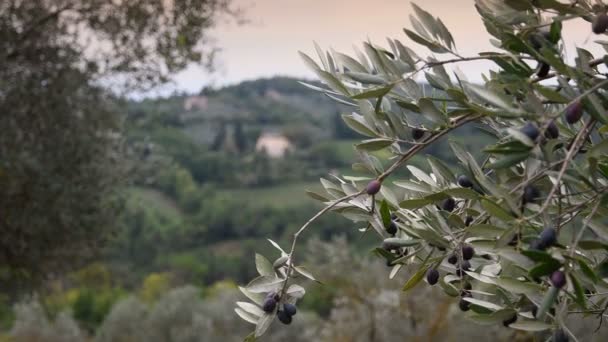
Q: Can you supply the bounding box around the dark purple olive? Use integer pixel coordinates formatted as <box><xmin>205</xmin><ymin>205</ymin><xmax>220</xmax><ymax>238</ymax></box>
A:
<box><xmin>465</xmin><ymin>216</ymin><xmax>474</xmax><ymax>226</ymax></box>
<box><xmin>459</xmin><ymin>297</ymin><xmax>471</xmax><ymax>311</ymax></box>
<box><xmin>523</xmin><ymin>185</ymin><xmax>540</xmax><ymax>204</ymax></box>
<box><xmin>412</xmin><ymin>128</ymin><xmax>425</xmax><ymax>140</ymax></box>
<box><xmin>508</xmin><ymin>233</ymin><xmax>521</xmax><ymax>246</ymax></box>
<box><xmin>545</xmin><ymin>121</ymin><xmax>559</xmax><ymax>139</ymax></box>
<box><xmin>366</xmin><ymin>180</ymin><xmax>381</xmax><ymax>195</ymax></box>
<box><xmin>283</xmin><ymin>303</ymin><xmax>297</xmax><ymax>317</ymax></box>
<box><xmin>456</xmin><ymin>260</ymin><xmax>471</xmax><ymax>277</ymax></box>
<box><xmin>529</xmin><ymin>238</ymin><xmax>546</xmax><ymax>251</ymax></box>
<box><xmin>553</xmin><ymin>329</ymin><xmax>569</xmax><ymax>342</ymax></box>
<box><xmin>441</xmin><ymin>197</ymin><xmax>456</xmax><ymax>212</ymax></box>
<box><xmin>592</xmin><ymin>14</ymin><xmax>608</xmax><ymax>34</ymax></box>
<box><xmin>457</xmin><ymin>175</ymin><xmax>473</xmax><ymax>188</ymax></box>
<box><xmin>266</xmin><ymin>291</ymin><xmax>280</xmax><ymax>302</ymax></box>
<box><xmin>551</xmin><ymin>271</ymin><xmax>566</xmax><ymax>288</ymax></box>
<box><xmin>447</xmin><ymin>254</ymin><xmax>458</xmax><ymax>265</ymax></box>
<box><xmin>539</xmin><ymin>227</ymin><xmax>557</xmax><ymax>247</ymax></box>
<box><xmin>502</xmin><ymin>314</ymin><xmax>517</xmax><ymax>327</ymax></box>
<box><xmin>262</xmin><ymin>297</ymin><xmax>277</xmax><ymax>313</ymax></box>
<box><xmin>462</xmin><ymin>245</ymin><xmax>475</xmax><ymax>260</ymax></box>
<box><xmin>521</xmin><ymin>122</ymin><xmax>540</xmax><ymax>141</ymax></box>
<box><xmin>277</xmin><ymin>310</ymin><xmax>292</xmax><ymax>324</ymax></box>
<box><xmin>565</xmin><ymin>100</ymin><xmax>583</xmax><ymax>124</ymax></box>
<box><xmin>386</xmin><ymin>221</ymin><xmax>397</xmax><ymax>236</ymax></box>
<box><xmin>537</xmin><ymin>62</ymin><xmax>550</xmax><ymax>78</ymax></box>
<box><xmin>426</xmin><ymin>268</ymin><xmax>440</xmax><ymax>285</ymax></box>
<box><xmin>529</xmin><ymin>33</ymin><xmax>544</xmax><ymax>51</ymax></box>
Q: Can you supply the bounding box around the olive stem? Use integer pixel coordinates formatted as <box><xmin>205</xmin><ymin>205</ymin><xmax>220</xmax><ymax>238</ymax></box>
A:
<box><xmin>569</xmin><ymin>198</ymin><xmax>602</xmax><ymax>259</ymax></box>
<box><xmin>533</xmin><ymin>119</ymin><xmax>595</xmax><ymax>218</ymax></box>
<box><xmin>279</xmin><ymin>191</ymin><xmax>364</xmax><ymax>299</ymax></box>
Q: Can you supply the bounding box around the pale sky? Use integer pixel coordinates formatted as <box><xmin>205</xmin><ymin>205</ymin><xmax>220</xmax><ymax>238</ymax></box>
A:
<box><xmin>165</xmin><ymin>0</ymin><xmax>603</xmax><ymax>94</ymax></box>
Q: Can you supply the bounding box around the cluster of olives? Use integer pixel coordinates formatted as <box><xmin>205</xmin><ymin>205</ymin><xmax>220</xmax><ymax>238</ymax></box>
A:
<box><xmin>517</xmin><ymin>86</ymin><xmax>583</xmax><ymax>145</ymax></box>
<box><xmin>262</xmin><ymin>291</ymin><xmax>298</xmax><ymax>325</ymax></box>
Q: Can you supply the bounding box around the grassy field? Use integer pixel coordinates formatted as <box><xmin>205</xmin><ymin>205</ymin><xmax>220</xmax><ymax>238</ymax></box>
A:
<box><xmin>215</xmin><ymin>181</ymin><xmax>325</xmax><ymax>209</ymax></box>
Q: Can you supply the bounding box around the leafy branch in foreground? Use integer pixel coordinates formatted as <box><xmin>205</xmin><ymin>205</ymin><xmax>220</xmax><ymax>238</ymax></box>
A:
<box><xmin>237</xmin><ymin>1</ymin><xmax>608</xmax><ymax>340</ymax></box>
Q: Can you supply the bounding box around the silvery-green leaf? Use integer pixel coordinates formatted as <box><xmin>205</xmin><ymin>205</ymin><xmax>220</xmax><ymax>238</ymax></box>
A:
<box><xmin>237</xmin><ymin>301</ymin><xmax>264</xmax><ymax>317</ymax></box>
<box><xmin>399</xmin><ymin>198</ymin><xmax>433</xmax><ymax>209</ymax></box>
<box><xmin>463</xmin><ymin>81</ymin><xmax>518</xmax><ymax>112</ymax></box>
<box><xmin>495</xmin><ymin>278</ymin><xmax>543</xmax><ymax>296</ymax></box>
<box><xmin>294</xmin><ymin>266</ymin><xmax>317</xmax><ymax>282</ymax></box>
<box><xmin>235</xmin><ymin>308</ymin><xmax>260</xmax><ymax>325</ymax></box>
<box><xmin>333</xmin><ymin>50</ymin><xmax>368</xmax><ymax>73</ymax></box>
<box><xmin>316</xmin><ymin>70</ymin><xmax>351</xmax><ymax>95</ymax></box>
<box><xmin>255</xmin><ymin>313</ymin><xmax>275</xmax><ymax>337</ymax></box>
<box><xmin>256</xmin><ymin>254</ymin><xmax>274</xmax><ymax>276</ymax></box>
<box><xmin>305</xmin><ymin>190</ymin><xmax>330</xmax><ymax>202</ymax></box>
<box><xmin>465</xmin><ymin>271</ymin><xmax>497</xmax><ymax>285</ymax></box>
<box><xmin>267</xmin><ymin>239</ymin><xmax>287</xmax><ymax>255</ymax></box>
<box><xmin>344</xmin><ymin>72</ymin><xmax>386</xmax><ymax>85</ymax></box>
<box><xmin>402</xmin><ymin>264</ymin><xmax>430</xmax><ymax>291</ymax></box>
<box><xmin>273</xmin><ymin>256</ymin><xmax>289</xmax><ymax>270</ymax></box>
<box><xmin>298</xmin><ymin>81</ymin><xmax>339</xmax><ymax>95</ymax></box>
<box><xmin>588</xmin><ymin>138</ymin><xmax>608</xmax><ymax>159</ymax></box>
<box><xmin>506</xmin><ymin>128</ymin><xmax>534</xmax><ymax>147</ymax></box>
<box><xmin>467</xmin><ymin>309</ymin><xmax>517</xmax><ymax>325</ymax></box>
<box><xmin>239</xmin><ymin>286</ymin><xmax>265</xmax><ymax>306</ymax></box>
<box><xmin>286</xmin><ymin>284</ymin><xmax>306</xmax><ymax>298</ymax></box>
<box><xmin>342</xmin><ymin>114</ymin><xmax>377</xmax><ymax>137</ymax></box>
<box><xmin>298</xmin><ymin>51</ymin><xmax>321</xmax><ymax>71</ymax></box>
<box><xmin>508</xmin><ymin>321</ymin><xmax>553</xmax><ymax>332</ymax></box>
<box><xmin>313</xmin><ymin>41</ymin><xmax>329</xmax><ymax>70</ymax></box>
<box><xmin>407</xmin><ymin>165</ymin><xmax>436</xmax><ymax>186</ymax></box>
<box><xmin>481</xmin><ymin>199</ymin><xmax>515</xmax><ymax>222</ymax></box>
<box><xmin>418</xmin><ymin>98</ymin><xmax>447</xmax><ymax>124</ymax></box>
<box><xmin>324</xmin><ymin>93</ymin><xmax>357</xmax><ymax>107</ymax></box>
<box><xmin>389</xmin><ymin>264</ymin><xmax>403</xmax><ymax>279</ymax></box>
<box><xmin>467</xmin><ymin>224</ymin><xmax>505</xmax><ymax>238</ymax></box>
<box><xmin>356</xmin><ymin>138</ymin><xmax>394</xmax><ymax>151</ymax></box>
<box><xmin>246</xmin><ymin>276</ymin><xmax>284</xmax><ymax>293</ymax></box>
<box><xmin>462</xmin><ymin>297</ymin><xmax>503</xmax><ymax>311</ymax></box>
<box><xmin>394</xmin><ymin>180</ymin><xmax>432</xmax><ymax>193</ymax></box>
<box><xmin>404</xmin><ymin>28</ymin><xmax>449</xmax><ymax>53</ymax></box>
<box><xmin>497</xmin><ymin>249</ymin><xmax>534</xmax><ymax>269</ymax></box>
<box><xmin>351</xmin><ymin>84</ymin><xmax>394</xmax><ymax>100</ymax></box>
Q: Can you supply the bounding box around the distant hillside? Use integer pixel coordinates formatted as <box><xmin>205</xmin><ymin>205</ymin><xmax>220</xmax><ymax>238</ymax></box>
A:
<box><xmin>126</xmin><ymin>77</ymin><xmax>350</xmax><ymax>144</ymax></box>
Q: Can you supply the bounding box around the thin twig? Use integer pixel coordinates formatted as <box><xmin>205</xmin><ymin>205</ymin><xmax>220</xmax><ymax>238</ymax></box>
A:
<box><xmin>379</xmin><ymin>114</ymin><xmax>483</xmax><ymax>181</ymax></box>
<box><xmin>279</xmin><ymin>191</ymin><xmax>364</xmax><ymax>298</ymax></box>
<box><xmin>533</xmin><ymin>119</ymin><xmax>595</xmax><ymax>218</ymax></box>
<box><xmin>569</xmin><ymin>198</ymin><xmax>603</xmax><ymax>258</ymax></box>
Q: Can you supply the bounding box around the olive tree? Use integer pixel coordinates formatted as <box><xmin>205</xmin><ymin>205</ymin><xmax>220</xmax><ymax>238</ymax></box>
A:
<box><xmin>236</xmin><ymin>1</ymin><xmax>608</xmax><ymax>341</ymax></box>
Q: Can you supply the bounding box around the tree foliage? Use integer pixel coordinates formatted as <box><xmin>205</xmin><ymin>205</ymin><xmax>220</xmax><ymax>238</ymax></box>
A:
<box><xmin>237</xmin><ymin>1</ymin><xmax>608</xmax><ymax>340</ymax></box>
<box><xmin>0</xmin><ymin>0</ymin><xmax>234</xmax><ymax>294</ymax></box>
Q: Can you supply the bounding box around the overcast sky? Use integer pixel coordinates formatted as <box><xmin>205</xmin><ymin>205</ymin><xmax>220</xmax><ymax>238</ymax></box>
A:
<box><xmin>163</xmin><ymin>0</ymin><xmax>603</xmax><ymax>95</ymax></box>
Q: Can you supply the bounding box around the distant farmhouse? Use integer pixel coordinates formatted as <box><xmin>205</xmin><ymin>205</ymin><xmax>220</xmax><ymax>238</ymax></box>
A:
<box><xmin>183</xmin><ymin>95</ymin><xmax>208</xmax><ymax>111</ymax></box>
<box><xmin>255</xmin><ymin>133</ymin><xmax>293</xmax><ymax>158</ymax></box>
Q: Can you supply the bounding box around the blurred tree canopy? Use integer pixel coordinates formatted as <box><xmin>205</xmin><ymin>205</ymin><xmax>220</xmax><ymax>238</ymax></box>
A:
<box><xmin>0</xmin><ymin>0</ymin><xmax>234</xmax><ymax>294</ymax></box>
